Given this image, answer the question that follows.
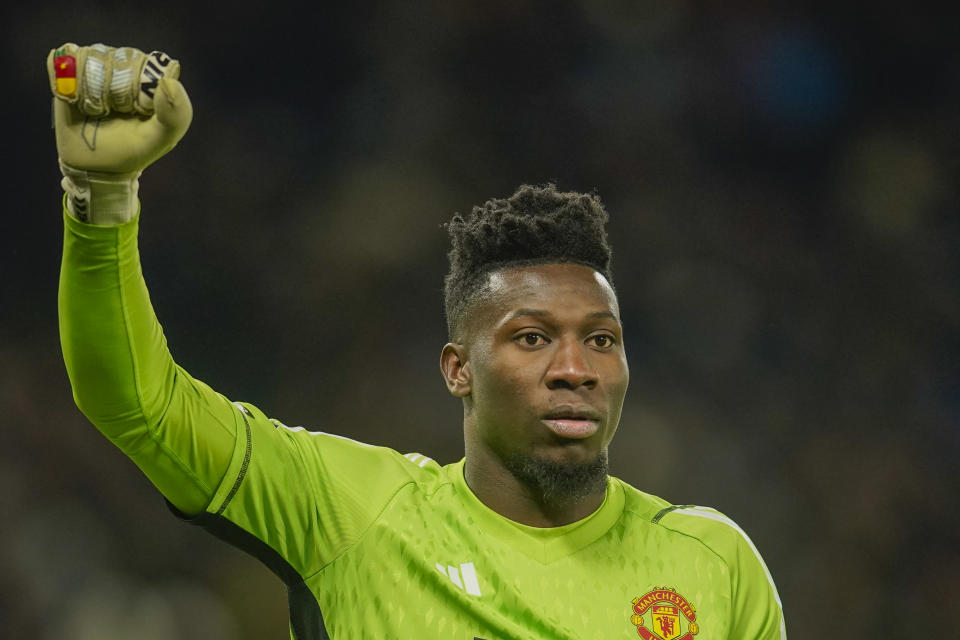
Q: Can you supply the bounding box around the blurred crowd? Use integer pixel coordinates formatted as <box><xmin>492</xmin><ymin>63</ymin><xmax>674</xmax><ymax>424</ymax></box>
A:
<box><xmin>3</xmin><ymin>2</ymin><xmax>957</xmax><ymax>638</ymax></box>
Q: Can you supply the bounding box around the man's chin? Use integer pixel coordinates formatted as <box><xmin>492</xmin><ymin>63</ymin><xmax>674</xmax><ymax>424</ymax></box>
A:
<box><xmin>501</xmin><ymin>449</ymin><xmax>609</xmax><ymax>507</ymax></box>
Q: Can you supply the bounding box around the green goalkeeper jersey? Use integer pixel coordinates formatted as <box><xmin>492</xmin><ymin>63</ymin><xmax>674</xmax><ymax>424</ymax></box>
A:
<box><xmin>59</xmin><ymin>210</ymin><xmax>786</xmax><ymax>640</ymax></box>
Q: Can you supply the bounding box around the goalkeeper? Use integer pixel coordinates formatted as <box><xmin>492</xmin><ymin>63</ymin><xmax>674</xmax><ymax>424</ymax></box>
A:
<box><xmin>53</xmin><ymin>43</ymin><xmax>786</xmax><ymax>639</ymax></box>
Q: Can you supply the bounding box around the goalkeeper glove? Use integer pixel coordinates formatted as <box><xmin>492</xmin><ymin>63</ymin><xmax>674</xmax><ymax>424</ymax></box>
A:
<box><xmin>48</xmin><ymin>42</ymin><xmax>193</xmax><ymax>225</ymax></box>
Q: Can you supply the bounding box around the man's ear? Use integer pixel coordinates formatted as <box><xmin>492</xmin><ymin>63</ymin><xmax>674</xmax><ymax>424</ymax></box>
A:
<box><xmin>440</xmin><ymin>343</ymin><xmax>471</xmax><ymax>398</ymax></box>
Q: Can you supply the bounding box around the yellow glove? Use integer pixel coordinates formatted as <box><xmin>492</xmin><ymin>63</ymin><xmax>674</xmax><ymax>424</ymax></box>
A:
<box><xmin>48</xmin><ymin>43</ymin><xmax>193</xmax><ymax>224</ymax></box>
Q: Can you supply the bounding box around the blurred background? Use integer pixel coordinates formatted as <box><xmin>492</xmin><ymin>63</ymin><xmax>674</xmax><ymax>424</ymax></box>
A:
<box><xmin>2</xmin><ymin>1</ymin><xmax>958</xmax><ymax>638</ymax></box>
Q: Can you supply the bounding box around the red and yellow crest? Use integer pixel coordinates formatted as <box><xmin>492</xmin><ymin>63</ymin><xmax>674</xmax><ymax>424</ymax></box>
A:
<box><xmin>630</xmin><ymin>587</ymin><xmax>699</xmax><ymax>640</ymax></box>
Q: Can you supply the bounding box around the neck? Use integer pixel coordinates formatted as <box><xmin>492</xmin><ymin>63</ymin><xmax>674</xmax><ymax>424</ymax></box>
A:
<box><xmin>463</xmin><ymin>442</ymin><xmax>608</xmax><ymax>528</ymax></box>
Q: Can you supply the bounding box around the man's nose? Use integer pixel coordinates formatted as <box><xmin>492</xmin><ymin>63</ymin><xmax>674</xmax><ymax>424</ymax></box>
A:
<box><xmin>545</xmin><ymin>338</ymin><xmax>599</xmax><ymax>390</ymax></box>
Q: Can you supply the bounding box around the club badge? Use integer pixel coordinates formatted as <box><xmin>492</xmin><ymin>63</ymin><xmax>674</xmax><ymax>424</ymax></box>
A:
<box><xmin>630</xmin><ymin>587</ymin><xmax>699</xmax><ymax>640</ymax></box>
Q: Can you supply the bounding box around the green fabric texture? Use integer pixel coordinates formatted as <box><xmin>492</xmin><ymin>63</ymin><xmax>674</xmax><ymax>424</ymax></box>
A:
<box><xmin>59</xmin><ymin>208</ymin><xmax>234</xmax><ymax>514</ymax></box>
<box><xmin>59</xmin><ymin>207</ymin><xmax>785</xmax><ymax>639</ymax></box>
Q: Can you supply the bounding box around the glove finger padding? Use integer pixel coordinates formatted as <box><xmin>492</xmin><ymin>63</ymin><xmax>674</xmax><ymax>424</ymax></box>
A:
<box><xmin>48</xmin><ymin>42</ymin><xmax>180</xmax><ymax>116</ymax></box>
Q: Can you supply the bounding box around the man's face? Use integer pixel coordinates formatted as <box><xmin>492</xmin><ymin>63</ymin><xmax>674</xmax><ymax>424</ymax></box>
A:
<box><xmin>454</xmin><ymin>262</ymin><xmax>629</xmax><ymax>483</ymax></box>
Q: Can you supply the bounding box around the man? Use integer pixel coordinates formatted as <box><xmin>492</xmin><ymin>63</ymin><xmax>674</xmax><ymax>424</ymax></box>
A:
<box><xmin>52</xmin><ymin>43</ymin><xmax>786</xmax><ymax>639</ymax></box>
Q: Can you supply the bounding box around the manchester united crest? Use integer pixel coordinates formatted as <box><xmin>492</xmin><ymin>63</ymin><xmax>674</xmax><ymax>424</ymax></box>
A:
<box><xmin>630</xmin><ymin>587</ymin><xmax>700</xmax><ymax>640</ymax></box>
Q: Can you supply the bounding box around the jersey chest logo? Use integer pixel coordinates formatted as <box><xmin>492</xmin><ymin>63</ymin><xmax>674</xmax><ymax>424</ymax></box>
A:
<box><xmin>630</xmin><ymin>587</ymin><xmax>700</xmax><ymax>640</ymax></box>
<box><xmin>436</xmin><ymin>561</ymin><xmax>482</xmax><ymax>596</ymax></box>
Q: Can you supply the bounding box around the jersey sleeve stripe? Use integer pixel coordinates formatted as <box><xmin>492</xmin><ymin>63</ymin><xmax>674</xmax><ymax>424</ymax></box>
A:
<box><xmin>650</xmin><ymin>503</ymin><xmax>697</xmax><ymax>524</ymax></box>
<box><xmin>669</xmin><ymin>506</ymin><xmax>786</xmax><ymax>639</ymax></box>
<box><xmin>403</xmin><ymin>452</ymin><xmax>435</xmax><ymax>468</ymax></box>
<box><xmin>275</xmin><ymin>422</ymin><xmax>376</xmax><ymax>448</ymax></box>
<box><xmin>216</xmin><ymin>404</ymin><xmax>253</xmax><ymax>515</ymax></box>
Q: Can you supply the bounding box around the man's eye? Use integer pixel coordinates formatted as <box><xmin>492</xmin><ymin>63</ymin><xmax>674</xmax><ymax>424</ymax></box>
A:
<box><xmin>588</xmin><ymin>334</ymin><xmax>615</xmax><ymax>349</ymax></box>
<box><xmin>517</xmin><ymin>332</ymin><xmax>548</xmax><ymax>346</ymax></box>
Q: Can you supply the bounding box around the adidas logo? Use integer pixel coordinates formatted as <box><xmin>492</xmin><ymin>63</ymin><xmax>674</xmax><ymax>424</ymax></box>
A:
<box><xmin>437</xmin><ymin>561</ymin><xmax>482</xmax><ymax>596</ymax></box>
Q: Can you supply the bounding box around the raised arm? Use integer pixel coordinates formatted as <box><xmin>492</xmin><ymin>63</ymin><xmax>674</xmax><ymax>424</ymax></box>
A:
<box><xmin>53</xmin><ymin>43</ymin><xmax>236</xmax><ymax>515</ymax></box>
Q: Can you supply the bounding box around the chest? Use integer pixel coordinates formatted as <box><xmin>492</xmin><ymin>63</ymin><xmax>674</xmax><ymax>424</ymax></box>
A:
<box><xmin>308</xmin><ymin>498</ymin><xmax>733</xmax><ymax>639</ymax></box>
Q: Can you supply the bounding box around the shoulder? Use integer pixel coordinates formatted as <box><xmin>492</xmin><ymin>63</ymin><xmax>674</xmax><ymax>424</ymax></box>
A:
<box><xmin>649</xmin><ymin>504</ymin><xmax>759</xmax><ymax>565</ymax></box>
<box><xmin>648</xmin><ymin>504</ymin><xmax>786</xmax><ymax>638</ymax></box>
<box><xmin>237</xmin><ymin>402</ymin><xmax>449</xmax><ymax>492</ymax></box>
<box><xmin>648</xmin><ymin>502</ymin><xmax>781</xmax><ymax>608</ymax></box>
<box><xmin>613</xmin><ymin>478</ymin><xmax>764</xmax><ymax>570</ymax></box>
<box><xmin>613</xmin><ymin>480</ymin><xmax>786</xmax><ymax>637</ymax></box>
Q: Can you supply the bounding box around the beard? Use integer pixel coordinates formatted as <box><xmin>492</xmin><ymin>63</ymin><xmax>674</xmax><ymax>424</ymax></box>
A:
<box><xmin>501</xmin><ymin>449</ymin><xmax>609</xmax><ymax>508</ymax></box>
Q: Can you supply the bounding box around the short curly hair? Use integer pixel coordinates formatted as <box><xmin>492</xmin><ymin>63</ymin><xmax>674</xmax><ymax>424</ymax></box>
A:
<box><xmin>443</xmin><ymin>183</ymin><xmax>615</xmax><ymax>341</ymax></box>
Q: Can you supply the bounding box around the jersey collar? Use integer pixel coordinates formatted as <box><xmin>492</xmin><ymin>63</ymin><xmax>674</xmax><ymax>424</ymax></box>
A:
<box><xmin>447</xmin><ymin>458</ymin><xmax>625</xmax><ymax>565</ymax></box>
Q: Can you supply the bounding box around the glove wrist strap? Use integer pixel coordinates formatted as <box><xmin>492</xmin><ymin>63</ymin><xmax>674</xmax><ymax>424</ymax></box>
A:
<box><xmin>60</xmin><ymin>161</ymin><xmax>140</xmax><ymax>225</ymax></box>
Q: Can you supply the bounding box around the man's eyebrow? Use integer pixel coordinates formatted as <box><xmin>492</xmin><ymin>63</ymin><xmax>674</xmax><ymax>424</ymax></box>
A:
<box><xmin>507</xmin><ymin>308</ymin><xmax>552</xmax><ymax>320</ymax></box>
<box><xmin>506</xmin><ymin>309</ymin><xmax>621</xmax><ymax>323</ymax></box>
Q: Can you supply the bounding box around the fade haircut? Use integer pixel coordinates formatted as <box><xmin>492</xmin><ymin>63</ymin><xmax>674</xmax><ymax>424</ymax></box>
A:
<box><xmin>443</xmin><ymin>183</ymin><xmax>615</xmax><ymax>341</ymax></box>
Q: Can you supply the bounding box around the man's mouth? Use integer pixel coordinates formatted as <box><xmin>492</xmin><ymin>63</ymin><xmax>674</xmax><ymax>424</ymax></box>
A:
<box><xmin>541</xmin><ymin>405</ymin><xmax>601</xmax><ymax>439</ymax></box>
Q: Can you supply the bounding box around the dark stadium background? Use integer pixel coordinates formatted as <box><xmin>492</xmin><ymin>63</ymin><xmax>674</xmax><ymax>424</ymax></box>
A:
<box><xmin>3</xmin><ymin>2</ymin><xmax>957</xmax><ymax>638</ymax></box>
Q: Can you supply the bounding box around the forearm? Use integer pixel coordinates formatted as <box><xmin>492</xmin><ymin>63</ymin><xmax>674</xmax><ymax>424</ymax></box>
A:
<box><xmin>59</xmin><ymin>205</ymin><xmax>235</xmax><ymax>513</ymax></box>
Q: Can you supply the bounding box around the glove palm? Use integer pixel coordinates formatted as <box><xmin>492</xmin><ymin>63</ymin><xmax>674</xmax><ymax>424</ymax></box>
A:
<box><xmin>54</xmin><ymin>77</ymin><xmax>192</xmax><ymax>175</ymax></box>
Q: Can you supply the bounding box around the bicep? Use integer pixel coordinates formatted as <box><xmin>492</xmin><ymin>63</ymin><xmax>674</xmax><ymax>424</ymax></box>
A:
<box><xmin>120</xmin><ymin>367</ymin><xmax>239</xmax><ymax>515</ymax></box>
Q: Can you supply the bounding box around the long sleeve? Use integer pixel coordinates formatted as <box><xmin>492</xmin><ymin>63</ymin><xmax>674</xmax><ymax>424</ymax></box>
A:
<box><xmin>59</xmin><ymin>206</ymin><xmax>237</xmax><ymax>514</ymax></box>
